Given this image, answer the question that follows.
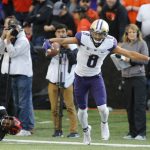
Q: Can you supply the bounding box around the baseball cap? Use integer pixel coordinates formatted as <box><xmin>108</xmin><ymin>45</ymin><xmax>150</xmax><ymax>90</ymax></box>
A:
<box><xmin>53</xmin><ymin>1</ymin><xmax>66</xmax><ymax>16</ymax></box>
<box><xmin>73</xmin><ymin>6</ymin><xmax>87</xmax><ymax>13</ymax></box>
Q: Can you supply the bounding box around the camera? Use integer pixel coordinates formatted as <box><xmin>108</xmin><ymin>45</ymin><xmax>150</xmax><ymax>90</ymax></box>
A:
<box><xmin>8</xmin><ymin>25</ymin><xmax>19</xmax><ymax>37</ymax></box>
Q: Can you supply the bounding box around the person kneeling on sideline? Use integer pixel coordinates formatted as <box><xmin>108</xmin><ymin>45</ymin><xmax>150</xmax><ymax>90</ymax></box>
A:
<box><xmin>0</xmin><ymin>106</ymin><xmax>22</xmax><ymax>141</ymax></box>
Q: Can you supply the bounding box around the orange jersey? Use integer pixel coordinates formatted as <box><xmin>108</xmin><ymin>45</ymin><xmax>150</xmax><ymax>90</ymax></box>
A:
<box><xmin>2</xmin><ymin>0</ymin><xmax>8</xmax><ymax>4</ymax></box>
<box><xmin>77</xmin><ymin>18</ymin><xmax>91</xmax><ymax>32</ymax></box>
<box><xmin>86</xmin><ymin>8</ymin><xmax>99</xmax><ymax>22</ymax></box>
<box><xmin>122</xmin><ymin>0</ymin><xmax>149</xmax><ymax>23</ymax></box>
<box><xmin>145</xmin><ymin>0</ymin><xmax>150</xmax><ymax>4</ymax></box>
<box><xmin>13</xmin><ymin>0</ymin><xmax>32</xmax><ymax>12</ymax></box>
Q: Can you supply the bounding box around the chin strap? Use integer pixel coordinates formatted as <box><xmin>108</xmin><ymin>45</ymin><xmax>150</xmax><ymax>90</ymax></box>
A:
<box><xmin>90</xmin><ymin>35</ymin><xmax>105</xmax><ymax>48</ymax></box>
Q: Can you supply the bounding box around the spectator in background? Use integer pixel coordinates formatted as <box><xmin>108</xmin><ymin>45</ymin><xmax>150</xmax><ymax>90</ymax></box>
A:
<box><xmin>79</xmin><ymin>0</ymin><xmax>99</xmax><ymax>22</ymax></box>
<box><xmin>122</xmin><ymin>0</ymin><xmax>148</xmax><ymax>24</ymax></box>
<box><xmin>2</xmin><ymin>0</ymin><xmax>14</xmax><ymax>18</ymax></box>
<box><xmin>11</xmin><ymin>0</ymin><xmax>32</xmax><ymax>25</ymax></box>
<box><xmin>136</xmin><ymin>3</ymin><xmax>150</xmax><ymax>38</ymax></box>
<box><xmin>44</xmin><ymin>1</ymin><xmax>76</xmax><ymax>37</ymax></box>
<box><xmin>68</xmin><ymin>0</ymin><xmax>78</xmax><ymax>13</ymax></box>
<box><xmin>73</xmin><ymin>6</ymin><xmax>92</xmax><ymax>32</ymax></box>
<box><xmin>136</xmin><ymin>3</ymin><xmax>150</xmax><ymax>104</ymax></box>
<box><xmin>23</xmin><ymin>22</ymin><xmax>38</xmax><ymax>62</ymax></box>
<box><xmin>88</xmin><ymin>0</ymin><xmax>97</xmax><ymax>10</ymax></box>
<box><xmin>25</xmin><ymin>0</ymin><xmax>53</xmax><ymax>46</ymax></box>
<box><xmin>100</xmin><ymin>0</ymin><xmax>129</xmax><ymax>42</ymax></box>
<box><xmin>23</xmin><ymin>22</ymin><xmax>32</xmax><ymax>41</ymax></box>
<box><xmin>45</xmin><ymin>24</ymin><xmax>79</xmax><ymax>138</ymax></box>
<box><xmin>97</xmin><ymin>0</ymin><xmax>106</xmax><ymax>15</ymax></box>
<box><xmin>0</xmin><ymin>18</ymin><xmax>35</xmax><ymax>136</ymax></box>
<box><xmin>0</xmin><ymin>2</ymin><xmax>5</xmax><ymax>25</ymax></box>
<box><xmin>120</xmin><ymin>24</ymin><xmax>148</xmax><ymax>140</ymax></box>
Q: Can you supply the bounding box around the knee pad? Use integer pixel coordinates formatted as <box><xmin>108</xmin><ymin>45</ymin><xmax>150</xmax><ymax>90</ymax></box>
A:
<box><xmin>97</xmin><ymin>104</ymin><xmax>109</xmax><ymax>123</ymax></box>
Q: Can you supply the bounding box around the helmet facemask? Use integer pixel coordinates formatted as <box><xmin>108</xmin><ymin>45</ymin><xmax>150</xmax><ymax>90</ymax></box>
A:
<box><xmin>90</xmin><ymin>29</ymin><xmax>108</xmax><ymax>47</ymax></box>
<box><xmin>89</xmin><ymin>19</ymin><xmax>109</xmax><ymax>47</ymax></box>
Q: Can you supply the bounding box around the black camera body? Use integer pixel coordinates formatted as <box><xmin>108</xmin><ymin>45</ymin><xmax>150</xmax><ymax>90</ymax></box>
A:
<box><xmin>8</xmin><ymin>25</ymin><xmax>19</xmax><ymax>37</ymax></box>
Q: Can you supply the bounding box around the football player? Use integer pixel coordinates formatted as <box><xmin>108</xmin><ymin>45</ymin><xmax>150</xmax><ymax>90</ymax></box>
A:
<box><xmin>49</xmin><ymin>19</ymin><xmax>150</xmax><ymax>145</ymax></box>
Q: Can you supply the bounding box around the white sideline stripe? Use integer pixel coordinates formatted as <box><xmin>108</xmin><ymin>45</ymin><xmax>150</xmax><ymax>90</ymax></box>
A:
<box><xmin>37</xmin><ymin>121</ymin><xmax>51</xmax><ymax>124</ymax></box>
<box><xmin>3</xmin><ymin>139</ymin><xmax>150</xmax><ymax>148</ymax></box>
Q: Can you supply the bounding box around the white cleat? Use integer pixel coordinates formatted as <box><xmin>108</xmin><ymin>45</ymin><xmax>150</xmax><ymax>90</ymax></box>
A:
<box><xmin>101</xmin><ymin>122</ymin><xmax>110</xmax><ymax>140</ymax></box>
<box><xmin>16</xmin><ymin>129</ymin><xmax>31</xmax><ymax>136</ymax></box>
<box><xmin>83</xmin><ymin>125</ymin><xmax>91</xmax><ymax>145</ymax></box>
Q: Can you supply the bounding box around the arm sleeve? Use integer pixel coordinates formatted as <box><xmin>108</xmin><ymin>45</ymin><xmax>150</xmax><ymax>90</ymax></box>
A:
<box><xmin>6</xmin><ymin>39</ymin><xmax>29</xmax><ymax>58</ymax></box>
<box><xmin>108</xmin><ymin>38</ymin><xmax>118</xmax><ymax>52</ymax></box>
<box><xmin>130</xmin><ymin>41</ymin><xmax>149</xmax><ymax>65</ymax></box>
<box><xmin>75</xmin><ymin>32</ymin><xmax>82</xmax><ymax>45</ymax></box>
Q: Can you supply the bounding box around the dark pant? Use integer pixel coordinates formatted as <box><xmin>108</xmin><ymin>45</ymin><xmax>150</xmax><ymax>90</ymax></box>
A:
<box><xmin>123</xmin><ymin>76</ymin><xmax>147</xmax><ymax>137</ymax></box>
<box><xmin>0</xmin><ymin>74</ymin><xmax>14</xmax><ymax>115</ymax></box>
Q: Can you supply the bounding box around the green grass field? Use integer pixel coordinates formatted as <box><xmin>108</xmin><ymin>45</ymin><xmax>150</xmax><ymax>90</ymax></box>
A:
<box><xmin>1</xmin><ymin>109</ymin><xmax>150</xmax><ymax>150</ymax></box>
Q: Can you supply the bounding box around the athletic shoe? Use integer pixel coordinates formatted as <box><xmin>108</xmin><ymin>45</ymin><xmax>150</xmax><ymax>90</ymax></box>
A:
<box><xmin>101</xmin><ymin>122</ymin><xmax>110</xmax><ymax>140</ymax></box>
<box><xmin>52</xmin><ymin>130</ymin><xmax>64</xmax><ymax>137</ymax></box>
<box><xmin>16</xmin><ymin>129</ymin><xmax>31</xmax><ymax>136</ymax></box>
<box><xmin>123</xmin><ymin>134</ymin><xmax>134</xmax><ymax>140</ymax></box>
<box><xmin>135</xmin><ymin>135</ymin><xmax>146</xmax><ymax>140</ymax></box>
<box><xmin>83</xmin><ymin>125</ymin><xmax>91</xmax><ymax>145</ymax></box>
<box><xmin>67</xmin><ymin>132</ymin><xmax>80</xmax><ymax>138</ymax></box>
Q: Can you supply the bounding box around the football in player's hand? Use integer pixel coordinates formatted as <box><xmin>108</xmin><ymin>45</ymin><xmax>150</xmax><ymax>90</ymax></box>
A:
<box><xmin>46</xmin><ymin>42</ymin><xmax>60</xmax><ymax>57</ymax></box>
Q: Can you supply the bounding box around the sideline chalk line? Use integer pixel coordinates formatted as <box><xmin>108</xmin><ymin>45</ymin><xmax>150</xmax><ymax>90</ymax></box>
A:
<box><xmin>3</xmin><ymin>139</ymin><xmax>150</xmax><ymax>148</ymax></box>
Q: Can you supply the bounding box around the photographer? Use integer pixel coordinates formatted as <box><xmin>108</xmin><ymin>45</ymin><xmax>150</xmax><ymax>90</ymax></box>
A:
<box><xmin>45</xmin><ymin>24</ymin><xmax>79</xmax><ymax>138</ymax></box>
<box><xmin>0</xmin><ymin>18</ymin><xmax>35</xmax><ymax>136</ymax></box>
<box><xmin>0</xmin><ymin>16</ymin><xmax>16</xmax><ymax>115</ymax></box>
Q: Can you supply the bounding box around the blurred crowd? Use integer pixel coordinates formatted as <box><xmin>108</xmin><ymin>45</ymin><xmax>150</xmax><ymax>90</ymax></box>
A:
<box><xmin>0</xmin><ymin>0</ymin><xmax>149</xmax><ymax>47</ymax></box>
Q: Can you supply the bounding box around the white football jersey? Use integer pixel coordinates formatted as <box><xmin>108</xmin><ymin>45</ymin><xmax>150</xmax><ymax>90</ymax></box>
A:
<box><xmin>75</xmin><ymin>31</ymin><xmax>117</xmax><ymax>77</ymax></box>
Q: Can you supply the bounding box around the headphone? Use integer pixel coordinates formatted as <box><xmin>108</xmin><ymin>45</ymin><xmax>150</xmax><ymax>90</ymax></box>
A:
<box><xmin>125</xmin><ymin>29</ymin><xmax>140</xmax><ymax>37</ymax></box>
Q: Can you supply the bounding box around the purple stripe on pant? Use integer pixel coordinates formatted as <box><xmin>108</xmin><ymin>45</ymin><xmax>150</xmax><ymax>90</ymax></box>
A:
<box><xmin>74</xmin><ymin>74</ymin><xmax>107</xmax><ymax>109</ymax></box>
